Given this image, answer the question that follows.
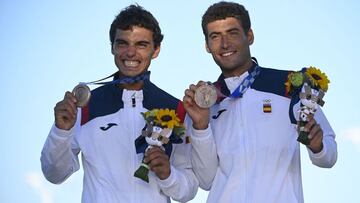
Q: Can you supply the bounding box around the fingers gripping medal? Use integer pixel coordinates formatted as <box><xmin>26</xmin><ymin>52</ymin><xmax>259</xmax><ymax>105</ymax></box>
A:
<box><xmin>72</xmin><ymin>83</ymin><xmax>91</xmax><ymax>108</ymax></box>
<box><xmin>194</xmin><ymin>83</ymin><xmax>218</xmax><ymax>108</ymax></box>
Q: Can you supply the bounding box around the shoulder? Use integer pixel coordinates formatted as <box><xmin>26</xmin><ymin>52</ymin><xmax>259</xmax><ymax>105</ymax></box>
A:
<box><xmin>80</xmin><ymin>85</ymin><xmax>123</xmax><ymax>125</ymax></box>
<box><xmin>143</xmin><ymin>81</ymin><xmax>180</xmax><ymax>108</ymax></box>
<box><xmin>252</xmin><ymin>67</ymin><xmax>293</xmax><ymax>98</ymax></box>
<box><xmin>143</xmin><ymin>81</ymin><xmax>185</xmax><ymax>121</ymax></box>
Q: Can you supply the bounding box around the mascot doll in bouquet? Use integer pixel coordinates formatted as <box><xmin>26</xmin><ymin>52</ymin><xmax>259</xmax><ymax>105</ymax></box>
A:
<box><xmin>134</xmin><ymin>109</ymin><xmax>185</xmax><ymax>183</ymax></box>
<box><xmin>286</xmin><ymin>66</ymin><xmax>330</xmax><ymax>145</ymax></box>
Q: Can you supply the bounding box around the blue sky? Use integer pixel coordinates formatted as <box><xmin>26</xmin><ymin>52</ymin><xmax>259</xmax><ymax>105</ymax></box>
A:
<box><xmin>1</xmin><ymin>0</ymin><xmax>359</xmax><ymax>202</ymax></box>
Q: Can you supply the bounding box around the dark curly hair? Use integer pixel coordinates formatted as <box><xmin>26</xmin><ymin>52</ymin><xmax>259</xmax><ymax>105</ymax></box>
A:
<box><xmin>109</xmin><ymin>4</ymin><xmax>163</xmax><ymax>48</ymax></box>
<box><xmin>202</xmin><ymin>1</ymin><xmax>251</xmax><ymax>42</ymax></box>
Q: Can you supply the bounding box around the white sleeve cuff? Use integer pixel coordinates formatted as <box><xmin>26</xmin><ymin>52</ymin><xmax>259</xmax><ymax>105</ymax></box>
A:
<box><xmin>156</xmin><ymin>165</ymin><xmax>177</xmax><ymax>188</ymax></box>
<box><xmin>191</xmin><ymin>125</ymin><xmax>212</xmax><ymax>141</ymax></box>
<box><xmin>307</xmin><ymin>141</ymin><xmax>327</xmax><ymax>159</ymax></box>
<box><xmin>51</xmin><ymin>123</ymin><xmax>75</xmax><ymax>140</ymax></box>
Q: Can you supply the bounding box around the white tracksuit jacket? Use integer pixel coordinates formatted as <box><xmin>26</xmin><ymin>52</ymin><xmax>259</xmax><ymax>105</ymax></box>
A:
<box><xmin>41</xmin><ymin>80</ymin><xmax>198</xmax><ymax>203</ymax></box>
<box><xmin>190</xmin><ymin>66</ymin><xmax>337</xmax><ymax>203</ymax></box>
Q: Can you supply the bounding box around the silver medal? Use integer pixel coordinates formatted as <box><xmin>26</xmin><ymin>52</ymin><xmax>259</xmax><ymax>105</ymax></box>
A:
<box><xmin>72</xmin><ymin>83</ymin><xmax>91</xmax><ymax>108</ymax></box>
<box><xmin>194</xmin><ymin>84</ymin><xmax>217</xmax><ymax>108</ymax></box>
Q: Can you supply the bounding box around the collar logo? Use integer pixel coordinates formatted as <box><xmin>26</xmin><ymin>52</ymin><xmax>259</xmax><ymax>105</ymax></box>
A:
<box><xmin>212</xmin><ymin>109</ymin><xmax>227</xmax><ymax>119</ymax></box>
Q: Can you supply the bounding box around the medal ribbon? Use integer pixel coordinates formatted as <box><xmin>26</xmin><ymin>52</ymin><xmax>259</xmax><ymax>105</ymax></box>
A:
<box><xmin>228</xmin><ymin>65</ymin><xmax>260</xmax><ymax>98</ymax></box>
<box><xmin>80</xmin><ymin>71</ymin><xmax>151</xmax><ymax>86</ymax></box>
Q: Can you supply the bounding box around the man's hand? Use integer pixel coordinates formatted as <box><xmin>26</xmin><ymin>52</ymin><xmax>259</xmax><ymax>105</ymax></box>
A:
<box><xmin>183</xmin><ymin>81</ymin><xmax>210</xmax><ymax>130</ymax></box>
<box><xmin>143</xmin><ymin>147</ymin><xmax>170</xmax><ymax>180</ymax></box>
<box><xmin>54</xmin><ymin>91</ymin><xmax>78</xmax><ymax>130</ymax></box>
<box><xmin>305</xmin><ymin>116</ymin><xmax>324</xmax><ymax>153</ymax></box>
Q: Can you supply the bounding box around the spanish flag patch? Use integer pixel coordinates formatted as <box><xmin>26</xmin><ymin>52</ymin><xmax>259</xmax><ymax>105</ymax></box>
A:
<box><xmin>263</xmin><ymin>99</ymin><xmax>272</xmax><ymax>113</ymax></box>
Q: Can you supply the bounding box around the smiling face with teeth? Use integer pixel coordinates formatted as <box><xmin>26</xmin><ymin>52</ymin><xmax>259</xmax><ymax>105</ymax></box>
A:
<box><xmin>112</xmin><ymin>26</ymin><xmax>160</xmax><ymax>78</ymax></box>
<box><xmin>205</xmin><ymin>17</ymin><xmax>254</xmax><ymax>78</ymax></box>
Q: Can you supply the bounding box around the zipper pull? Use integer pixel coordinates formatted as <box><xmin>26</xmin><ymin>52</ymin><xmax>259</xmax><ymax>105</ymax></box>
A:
<box><xmin>131</xmin><ymin>93</ymin><xmax>136</xmax><ymax>107</ymax></box>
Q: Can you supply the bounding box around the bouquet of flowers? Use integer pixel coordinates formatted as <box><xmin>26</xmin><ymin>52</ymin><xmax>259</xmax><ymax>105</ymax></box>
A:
<box><xmin>134</xmin><ymin>108</ymin><xmax>185</xmax><ymax>182</ymax></box>
<box><xmin>285</xmin><ymin>66</ymin><xmax>330</xmax><ymax>145</ymax></box>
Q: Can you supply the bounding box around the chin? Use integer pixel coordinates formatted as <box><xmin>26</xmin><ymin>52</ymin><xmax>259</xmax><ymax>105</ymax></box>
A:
<box><xmin>220</xmin><ymin>64</ymin><xmax>238</xmax><ymax>71</ymax></box>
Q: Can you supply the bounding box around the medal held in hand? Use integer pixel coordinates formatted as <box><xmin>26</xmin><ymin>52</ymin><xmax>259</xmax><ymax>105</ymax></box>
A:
<box><xmin>194</xmin><ymin>83</ymin><xmax>218</xmax><ymax>108</ymax></box>
<box><xmin>72</xmin><ymin>83</ymin><xmax>91</xmax><ymax>108</ymax></box>
<box><xmin>285</xmin><ymin>66</ymin><xmax>329</xmax><ymax>145</ymax></box>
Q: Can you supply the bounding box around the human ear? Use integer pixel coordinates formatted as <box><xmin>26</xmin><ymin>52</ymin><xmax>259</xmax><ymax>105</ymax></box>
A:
<box><xmin>205</xmin><ymin>42</ymin><xmax>210</xmax><ymax>53</ymax></box>
<box><xmin>247</xmin><ymin>28</ymin><xmax>254</xmax><ymax>45</ymax></box>
<box><xmin>111</xmin><ymin>44</ymin><xmax>115</xmax><ymax>55</ymax></box>
<box><xmin>151</xmin><ymin>45</ymin><xmax>161</xmax><ymax>59</ymax></box>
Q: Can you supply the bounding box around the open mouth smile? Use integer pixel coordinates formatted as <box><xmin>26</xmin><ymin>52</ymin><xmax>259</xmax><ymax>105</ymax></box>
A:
<box><xmin>220</xmin><ymin>51</ymin><xmax>236</xmax><ymax>57</ymax></box>
<box><xmin>124</xmin><ymin>60</ymin><xmax>140</xmax><ymax>67</ymax></box>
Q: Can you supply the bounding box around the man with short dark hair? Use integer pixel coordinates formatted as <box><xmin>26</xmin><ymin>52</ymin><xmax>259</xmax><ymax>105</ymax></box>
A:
<box><xmin>41</xmin><ymin>5</ymin><xmax>198</xmax><ymax>203</ymax></box>
<box><xmin>183</xmin><ymin>1</ymin><xmax>337</xmax><ymax>203</ymax></box>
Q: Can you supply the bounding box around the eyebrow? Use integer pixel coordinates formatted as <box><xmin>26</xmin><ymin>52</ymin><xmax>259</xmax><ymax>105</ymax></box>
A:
<box><xmin>135</xmin><ymin>40</ymin><xmax>151</xmax><ymax>45</ymax></box>
<box><xmin>226</xmin><ymin>28</ymin><xmax>241</xmax><ymax>33</ymax></box>
<box><xmin>114</xmin><ymin>38</ymin><xmax>151</xmax><ymax>45</ymax></box>
<box><xmin>209</xmin><ymin>27</ymin><xmax>241</xmax><ymax>37</ymax></box>
<box><xmin>114</xmin><ymin>39</ymin><xmax>126</xmax><ymax>43</ymax></box>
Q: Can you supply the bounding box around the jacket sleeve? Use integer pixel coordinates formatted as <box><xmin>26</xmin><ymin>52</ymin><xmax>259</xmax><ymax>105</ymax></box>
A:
<box><xmin>186</xmin><ymin>115</ymin><xmax>218</xmax><ymax>191</ymax></box>
<box><xmin>40</xmin><ymin>113</ymin><xmax>81</xmax><ymax>184</ymax></box>
<box><xmin>156</xmin><ymin>134</ymin><xmax>199</xmax><ymax>202</ymax></box>
<box><xmin>306</xmin><ymin>108</ymin><xmax>338</xmax><ymax>168</ymax></box>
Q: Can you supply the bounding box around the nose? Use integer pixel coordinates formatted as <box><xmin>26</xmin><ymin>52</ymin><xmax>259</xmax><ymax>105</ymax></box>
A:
<box><xmin>221</xmin><ymin>35</ymin><xmax>229</xmax><ymax>49</ymax></box>
<box><xmin>126</xmin><ymin>45</ymin><xmax>136</xmax><ymax>57</ymax></box>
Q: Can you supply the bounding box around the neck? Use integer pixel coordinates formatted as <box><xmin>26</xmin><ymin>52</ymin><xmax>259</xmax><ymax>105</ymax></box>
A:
<box><xmin>222</xmin><ymin>59</ymin><xmax>253</xmax><ymax>78</ymax></box>
<box><xmin>119</xmin><ymin>81</ymin><xmax>144</xmax><ymax>90</ymax></box>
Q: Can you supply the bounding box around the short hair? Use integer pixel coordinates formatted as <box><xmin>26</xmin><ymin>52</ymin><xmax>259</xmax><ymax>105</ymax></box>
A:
<box><xmin>202</xmin><ymin>1</ymin><xmax>251</xmax><ymax>41</ymax></box>
<box><xmin>109</xmin><ymin>4</ymin><xmax>163</xmax><ymax>48</ymax></box>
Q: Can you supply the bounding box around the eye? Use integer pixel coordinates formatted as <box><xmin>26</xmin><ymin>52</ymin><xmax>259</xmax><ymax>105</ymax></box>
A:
<box><xmin>229</xmin><ymin>30</ymin><xmax>239</xmax><ymax>35</ymax></box>
<box><xmin>114</xmin><ymin>40</ymin><xmax>127</xmax><ymax>48</ymax></box>
<box><xmin>137</xmin><ymin>42</ymin><xmax>148</xmax><ymax>49</ymax></box>
<box><xmin>228</xmin><ymin>31</ymin><xmax>241</xmax><ymax>38</ymax></box>
<box><xmin>209</xmin><ymin>34</ymin><xmax>219</xmax><ymax>40</ymax></box>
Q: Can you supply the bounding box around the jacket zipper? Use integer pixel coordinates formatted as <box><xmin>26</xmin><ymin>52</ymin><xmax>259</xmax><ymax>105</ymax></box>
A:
<box><xmin>132</xmin><ymin>93</ymin><xmax>136</xmax><ymax>107</ymax></box>
<box><xmin>131</xmin><ymin>92</ymin><xmax>137</xmax><ymax>203</ymax></box>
